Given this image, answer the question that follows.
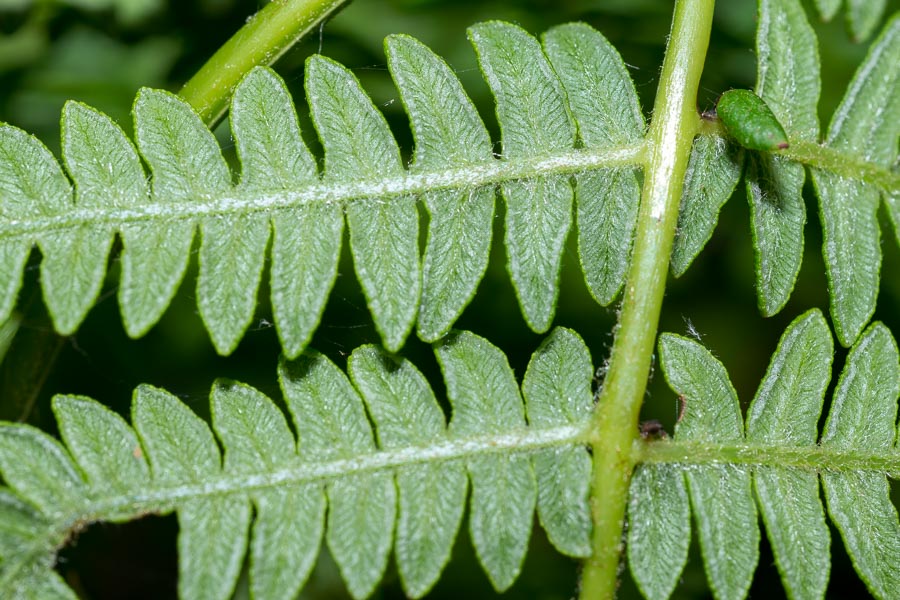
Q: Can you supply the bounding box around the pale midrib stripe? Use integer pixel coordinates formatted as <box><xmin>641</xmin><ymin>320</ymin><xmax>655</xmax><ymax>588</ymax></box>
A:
<box><xmin>0</xmin><ymin>421</ymin><xmax>590</xmax><ymax>588</ymax></box>
<box><xmin>637</xmin><ymin>438</ymin><xmax>900</xmax><ymax>474</ymax></box>
<box><xmin>0</xmin><ymin>144</ymin><xmax>645</xmax><ymax>238</ymax></box>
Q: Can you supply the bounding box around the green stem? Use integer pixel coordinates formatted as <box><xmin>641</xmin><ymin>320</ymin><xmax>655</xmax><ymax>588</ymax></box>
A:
<box><xmin>697</xmin><ymin>119</ymin><xmax>899</xmax><ymax>192</ymax></box>
<box><xmin>179</xmin><ymin>0</ymin><xmax>351</xmax><ymax>126</ymax></box>
<box><xmin>637</xmin><ymin>439</ymin><xmax>900</xmax><ymax>476</ymax></box>
<box><xmin>785</xmin><ymin>140</ymin><xmax>899</xmax><ymax>192</ymax></box>
<box><xmin>579</xmin><ymin>0</ymin><xmax>715</xmax><ymax>597</ymax></box>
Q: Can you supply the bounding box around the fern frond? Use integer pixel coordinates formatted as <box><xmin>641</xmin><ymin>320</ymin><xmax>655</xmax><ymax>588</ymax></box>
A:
<box><xmin>0</xmin><ymin>22</ymin><xmax>646</xmax><ymax>357</ymax></box>
<box><xmin>670</xmin><ymin>133</ymin><xmax>743</xmax><ymax>276</ymax></box>
<box><xmin>0</xmin><ymin>17</ymin><xmax>897</xmax><ymax>355</ymax></box>
<box><xmin>749</xmin><ymin>0</ymin><xmax>820</xmax><ymax>318</ymax></box>
<box><xmin>811</xmin><ymin>13</ymin><xmax>900</xmax><ymax>347</ymax></box>
<box><xmin>0</xmin><ymin>327</ymin><xmax>594</xmax><ymax>600</ymax></box>
<box><xmin>631</xmin><ymin>309</ymin><xmax>900</xmax><ymax>600</ymax></box>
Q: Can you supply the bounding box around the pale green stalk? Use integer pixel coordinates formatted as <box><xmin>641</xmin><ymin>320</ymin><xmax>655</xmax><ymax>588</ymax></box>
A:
<box><xmin>579</xmin><ymin>0</ymin><xmax>715</xmax><ymax>596</ymax></box>
<box><xmin>698</xmin><ymin>119</ymin><xmax>899</xmax><ymax>192</ymax></box>
<box><xmin>179</xmin><ymin>0</ymin><xmax>351</xmax><ymax>125</ymax></box>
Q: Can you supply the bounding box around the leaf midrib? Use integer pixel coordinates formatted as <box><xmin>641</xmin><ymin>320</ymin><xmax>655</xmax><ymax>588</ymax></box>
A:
<box><xmin>0</xmin><ymin>143</ymin><xmax>644</xmax><ymax>238</ymax></box>
<box><xmin>637</xmin><ymin>438</ymin><xmax>900</xmax><ymax>474</ymax></box>
<box><xmin>0</xmin><ymin>421</ymin><xmax>588</xmax><ymax>591</ymax></box>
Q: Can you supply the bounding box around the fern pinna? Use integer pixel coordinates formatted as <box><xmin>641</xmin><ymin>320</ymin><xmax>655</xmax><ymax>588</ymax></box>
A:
<box><xmin>0</xmin><ymin>314</ymin><xmax>898</xmax><ymax>599</ymax></box>
<box><xmin>0</xmin><ymin>22</ymin><xmax>644</xmax><ymax>358</ymax></box>
<box><xmin>0</xmin><ymin>12</ymin><xmax>898</xmax><ymax>355</ymax></box>
<box><xmin>0</xmin><ymin>328</ymin><xmax>594</xmax><ymax>599</ymax></box>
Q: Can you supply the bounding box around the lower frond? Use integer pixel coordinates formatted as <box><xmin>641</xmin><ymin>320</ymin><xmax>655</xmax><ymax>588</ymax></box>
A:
<box><xmin>0</xmin><ymin>328</ymin><xmax>593</xmax><ymax>600</ymax></box>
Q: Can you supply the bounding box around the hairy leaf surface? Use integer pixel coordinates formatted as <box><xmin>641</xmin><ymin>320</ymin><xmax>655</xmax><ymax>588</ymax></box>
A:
<box><xmin>306</xmin><ymin>55</ymin><xmax>420</xmax><ymax>353</ymax></box>
<box><xmin>232</xmin><ymin>67</ymin><xmax>339</xmax><ymax>359</ymax></box>
<box><xmin>387</xmin><ymin>34</ymin><xmax>494</xmax><ymax>343</ymax></box>
<box><xmin>746</xmin><ymin>311</ymin><xmax>832</xmax><ymax>600</ymax></box>
<box><xmin>469</xmin><ymin>21</ymin><xmax>575</xmax><ymax>332</ymax></box>
<box><xmin>650</xmin><ymin>311</ymin><xmax>900</xmax><ymax>600</ymax></box>
<box><xmin>348</xmin><ymin>345</ymin><xmax>466</xmax><ymax>597</ymax></box>
<box><xmin>671</xmin><ymin>134</ymin><xmax>743</xmax><ymax>276</ymax></box>
<box><xmin>749</xmin><ymin>0</ymin><xmax>819</xmax><ymax>316</ymax></box>
<box><xmin>821</xmin><ymin>323</ymin><xmax>900</xmax><ymax>598</ymax></box>
<box><xmin>627</xmin><ymin>464</ymin><xmax>690</xmax><ymax>600</ymax></box>
<box><xmin>0</xmin><ymin>21</ymin><xmax>895</xmax><ymax>360</ymax></box>
<box><xmin>436</xmin><ymin>330</ymin><xmax>536</xmax><ymax>590</ymax></box>
<box><xmin>543</xmin><ymin>22</ymin><xmax>643</xmax><ymax>305</ymax></box>
<box><xmin>0</xmin><ymin>329</ymin><xmax>595</xmax><ymax>599</ymax></box>
<box><xmin>812</xmin><ymin>15</ymin><xmax>900</xmax><ymax>347</ymax></box>
<box><xmin>522</xmin><ymin>327</ymin><xmax>593</xmax><ymax>556</ymax></box>
<box><xmin>659</xmin><ymin>333</ymin><xmax>759</xmax><ymax>599</ymax></box>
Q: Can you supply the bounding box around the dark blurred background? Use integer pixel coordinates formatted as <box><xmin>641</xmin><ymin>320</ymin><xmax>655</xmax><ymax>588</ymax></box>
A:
<box><xmin>0</xmin><ymin>0</ymin><xmax>898</xmax><ymax>598</ymax></box>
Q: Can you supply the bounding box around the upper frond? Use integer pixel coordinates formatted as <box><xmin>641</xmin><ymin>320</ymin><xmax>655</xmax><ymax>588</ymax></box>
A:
<box><xmin>0</xmin><ymin>21</ymin><xmax>646</xmax><ymax>357</ymax></box>
<box><xmin>629</xmin><ymin>309</ymin><xmax>900</xmax><ymax>600</ymax></box>
<box><xmin>0</xmin><ymin>327</ymin><xmax>594</xmax><ymax>600</ymax></box>
<box><xmin>0</xmin><ymin>16</ymin><xmax>897</xmax><ymax>355</ymax></box>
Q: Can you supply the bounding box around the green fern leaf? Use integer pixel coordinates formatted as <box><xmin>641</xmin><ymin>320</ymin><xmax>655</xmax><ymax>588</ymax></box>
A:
<box><xmin>469</xmin><ymin>21</ymin><xmax>576</xmax><ymax>332</ymax></box>
<box><xmin>0</xmin><ymin>125</ymin><xmax>76</xmax><ymax>334</ymax></box>
<box><xmin>280</xmin><ymin>350</ymin><xmax>396</xmax><ymax>599</ymax></box>
<box><xmin>174</xmin><ymin>72</ymin><xmax>273</xmax><ymax>355</ymax></box>
<box><xmin>0</xmin><ymin>328</ymin><xmax>594</xmax><ymax>599</ymax></box>
<box><xmin>746</xmin><ymin>311</ymin><xmax>832</xmax><ymax>599</ymax></box>
<box><xmin>888</xmin><ymin>182</ymin><xmax>900</xmax><ymax>248</ymax></box>
<box><xmin>748</xmin><ymin>0</ymin><xmax>820</xmax><ymax>316</ymax></box>
<box><xmin>127</xmin><ymin>89</ymin><xmax>228</xmax><ymax>339</ymax></box>
<box><xmin>0</xmin><ymin>24</ymin><xmax>646</xmax><ymax>353</ymax></box>
<box><xmin>813</xmin><ymin>0</ymin><xmax>842</xmax><ymax>22</ymax></box>
<box><xmin>846</xmin><ymin>0</ymin><xmax>889</xmax><ymax>42</ymax></box>
<box><xmin>627</xmin><ymin>463</ymin><xmax>690</xmax><ymax>600</ymax></box>
<box><xmin>348</xmin><ymin>345</ymin><xmax>466</xmax><ymax>597</ymax></box>
<box><xmin>306</xmin><ymin>55</ymin><xmax>420</xmax><ymax>353</ymax></box>
<box><xmin>647</xmin><ymin>310</ymin><xmax>900</xmax><ymax>599</ymax></box>
<box><xmin>812</xmin><ymin>14</ymin><xmax>900</xmax><ymax>347</ymax></box>
<box><xmin>58</xmin><ymin>99</ymin><xmax>149</xmax><ymax>337</ymax></box>
<box><xmin>231</xmin><ymin>66</ymin><xmax>340</xmax><ymax>359</ymax></box>
<box><xmin>53</xmin><ymin>102</ymin><xmax>131</xmax><ymax>334</ymax></box>
<box><xmin>810</xmin><ymin>0</ymin><xmax>895</xmax><ymax>44</ymax></box>
<box><xmin>436</xmin><ymin>329</ymin><xmax>537</xmax><ymax>590</ymax></box>
<box><xmin>211</xmin><ymin>380</ymin><xmax>325</xmax><ymax>600</ymax></box>
<box><xmin>52</xmin><ymin>396</ymin><xmax>150</xmax><ymax>506</ymax></box>
<box><xmin>133</xmin><ymin>385</ymin><xmax>250</xmax><ymax>600</ymax></box>
<box><xmin>0</xmin><ymin>488</ymin><xmax>48</xmax><ymax>559</ymax></box>
<box><xmin>658</xmin><ymin>332</ymin><xmax>759</xmax><ymax>599</ymax></box>
<box><xmin>386</xmin><ymin>34</ymin><xmax>494</xmax><ymax>343</ymax></box>
<box><xmin>521</xmin><ymin>327</ymin><xmax>593</xmax><ymax>557</ymax></box>
<box><xmin>671</xmin><ymin>134</ymin><xmax>743</xmax><ymax>276</ymax></box>
<box><xmin>543</xmin><ymin>22</ymin><xmax>644</xmax><ymax>306</ymax></box>
<box><xmin>5</xmin><ymin>564</ymin><xmax>77</xmax><ymax>600</ymax></box>
<box><xmin>1</xmin><ymin>20</ymin><xmax>896</xmax><ymax>363</ymax></box>
<box><xmin>821</xmin><ymin>323</ymin><xmax>900</xmax><ymax>598</ymax></box>
<box><xmin>0</xmin><ymin>424</ymin><xmax>86</xmax><ymax>518</ymax></box>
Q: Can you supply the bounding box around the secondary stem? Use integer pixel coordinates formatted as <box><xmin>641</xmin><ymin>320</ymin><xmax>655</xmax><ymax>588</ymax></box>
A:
<box><xmin>179</xmin><ymin>0</ymin><xmax>351</xmax><ymax>126</ymax></box>
<box><xmin>579</xmin><ymin>0</ymin><xmax>715</xmax><ymax>597</ymax></box>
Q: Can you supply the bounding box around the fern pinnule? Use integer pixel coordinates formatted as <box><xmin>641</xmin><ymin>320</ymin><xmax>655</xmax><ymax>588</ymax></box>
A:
<box><xmin>812</xmin><ymin>14</ymin><xmax>900</xmax><ymax>347</ymax></box>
